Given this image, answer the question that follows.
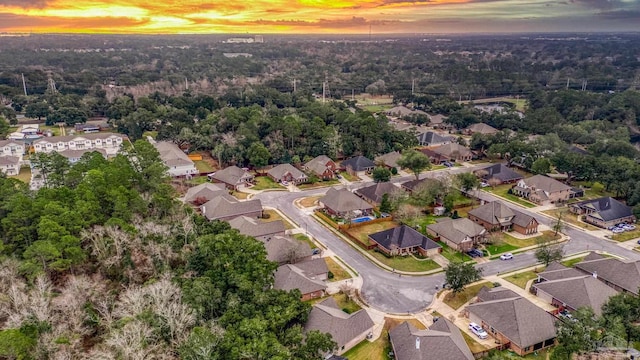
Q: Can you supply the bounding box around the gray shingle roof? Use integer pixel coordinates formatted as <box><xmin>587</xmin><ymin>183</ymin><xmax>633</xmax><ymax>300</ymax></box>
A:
<box><xmin>511</xmin><ymin>208</ymin><xmax>538</xmax><ymax>228</ymax></box>
<box><xmin>320</xmin><ymin>188</ymin><xmax>373</xmax><ymax>213</ymax></box>
<box><xmin>575</xmin><ymin>257</ymin><xmax>640</xmax><ymax>295</ymax></box>
<box><xmin>210</xmin><ymin>165</ymin><xmax>253</xmax><ymax>186</ymax></box>
<box><xmin>426</xmin><ymin>218</ymin><xmax>486</xmax><ymax>245</ymax></box>
<box><xmin>267</xmin><ymin>163</ymin><xmax>308</xmax><ymax>182</ymax></box>
<box><xmin>263</xmin><ymin>236</ymin><xmax>312</xmax><ymax>264</ymax></box>
<box><xmin>304</xmin><ymin>155</ymin><xmax>335</xmax><ymax>177</ymax></box>
<box><xmin>389</xmin><ymin>319</ymin><xmax>474</xmax><ymax>360</ymax></box>
<box><xmin>274</xmin><ymin>263</ymin><xmax>327</xmax><ymax>295</ymax></box>
<box><xmin>354</xmin><ymin>182</ymin><xmax>402</xmax><ymax>204</ymax></box>
<box><xmin>228</xmin><ymin>216</ymin><xmax>285</xmax><ymax>238</ymax></box>
<box><xmin>432</xmin><ymin>143</ymin><xmax>472</xmax><ymax>158</ymax></box>
<box><xmin>33</xmin><ymin>133</ymin><xmax>125</xmax><ymax>144</ymax></box>
<box><xmin>583</xmin><ymin>252</ymin><xmax>605</xmax><ymax>262</ymax></box>
<box><xmin>533</xmin><ymin>275</ymin><xmax>618</xmax><ymax>316</ymax></box>
<box><xmin>305</xmin><ymin>297</ymin><xmax>374</xmax><ymax>350</ymax></box>
<box><xmin>369</xmin><ymin>225</ymin><xmax>441</xmax><ymax>251</ymax></box>
<box><xmin>200</xmin><ymin>195</ymin><xmax>262</xmax><ymax>220</ymax></box>
<box><xmin>479</xmin><ymin>163</ymin><xmax>523</xmax><ymax>183</ymax></box>
<box><xmin>521</xmin><ymin>175</ymin><xmax>571</xmax><ymax>194</ymax></box>
<box><xmin>401</xmin><ymin>178</ymin><xmax>442</xmax><ymax>193</ymax></box>
<box><xmin>538</xmin><ymin>264</ymin><xmax>585</xmax><ymax>282</ymax></box>
<box><xmin>468</xmin><ymin>201</ymin><xmax>515</xmax><ymax>226</ymax></box>
<box><xmin>154</xmin><ymin>141</ymin><xmax>194</xmax><ymax>167</ymax></box>
<box><xmin>59</xmin><ymin>148</ymin><xmax>107</xmax><ymax>159</ymax></box>
<box><xmin>292</xmin><ymin>258</ymin><xmax>328</xmax><ymax>278</ymax></box>
<box><xmin>416</xmin><ymin>131</ymin><xmax>450</xmax><ymax>145</ymax></box>
<box><xmin>465</xmin><ymin>123</ymin><xmax>498</xmax><ymax>135</ymax></box>
<box><xmin>341</xmin><ymin>156</ymin><xmax>375</xmax><ymax>172</ymax></box>
<box><xmin>476</xmin><ymin>286</ymin><xmax>520</xmax><ymax>302</ymax></box>
<box><xmin>466</xmin><ymin>296</ymin><xmax>556</xmax><ymax>348</ymax></box>
<box><xmin>375</xmin><ymin>151</ymin><xmax>402</xmax><ymax>168</ymax></box>
<box><xmin>571</xmin><ymin>197</ymin><xmax>634</xmax><ymax>222</ymax></box>
<box><xmin>184</xmin><ymin>182</ymin><xmax>228</xmax><ymax>203</ymax></box>
<box><xmin>0</xmin><ymin>155</ymin><xmax>20</xmax><ymax>166</ymax></box>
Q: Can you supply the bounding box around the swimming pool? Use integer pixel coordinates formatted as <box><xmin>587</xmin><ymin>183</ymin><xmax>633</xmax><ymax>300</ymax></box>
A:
<box><xmin>351</xmin><ymin>216</ymin><xmax>375</xmax><ymax>224</ymax></box>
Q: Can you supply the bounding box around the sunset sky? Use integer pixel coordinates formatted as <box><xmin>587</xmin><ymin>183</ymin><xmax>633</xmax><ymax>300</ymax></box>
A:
<box><xmin>0</xmin><ymin>0</ymin><xmax>638</xmax><ymax>34</ymax></box>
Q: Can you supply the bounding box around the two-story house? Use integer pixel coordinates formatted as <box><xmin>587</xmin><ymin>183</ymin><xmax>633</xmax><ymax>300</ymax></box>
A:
<box><xmin>33</xmin><ymin>133</ymin><xmax>126</xmax><ymax>157</ymax></box>
<box><xmin>468</xmin><ymin>201</ymin><xmax>539</xmax><ymax>235</ymax></box>
<box><xmin>512</xmin><ymin>175</ymin><xmax>571</xmax><ymax>205</ymax></box>
<box><xmin>304</xmin><ymin>155</ymin><xmax>337</xmax><ymax>180</ymax></box>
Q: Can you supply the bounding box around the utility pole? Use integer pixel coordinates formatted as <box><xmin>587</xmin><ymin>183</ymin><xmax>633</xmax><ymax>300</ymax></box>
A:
<box><xmin>322</xmin><ymin>81</ymin><xmax>326</xmax><ymax>104</ymax></box>
<box><xmin>351</xmin><ymin>89</ymin><xmax>355</xmax><ymax>101</ymax></box>
<box><xmin>411</xmin><ymin>78</ymin><xmax>415</xmax><ymax>95</ymax></box>
<box><xmin>21</xmin><ymin>73</ymin><xmax>27</xmax><ymax>96</ymax></box>
<box><xmin>566</xmin><ymin>78</ymin><xmax>569</xmax><ymax>90</ymax></box>
<box><xmin>292</xmin><ymin>78</ymin><xmax>297</xmax><ymax>92</ymax></box>
<box><xmin>185</xmin><ymin>77</ymin><xmax>188</xmax><ymax>91</ymax></box>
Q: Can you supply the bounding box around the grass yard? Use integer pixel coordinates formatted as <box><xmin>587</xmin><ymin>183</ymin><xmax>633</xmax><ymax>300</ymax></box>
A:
<box><xmin>251</xmin><ymin>176</ymin><xmax>284</xmax><ymax>191</ymax></box>
<box><xmin>438</xmin><ymin>241</ymin><xmax>472</xmax><ymax>263</ymax></box>
<box><xmin>231</xmin><ymin>191</ymin><xmax>249</xmax><ymax>200</ymax></box>
<box><xmin>186</xmin><ymin>176</ymin><xmax>209</xmax><ymax>185</ymax></box>
<box><xmin>298</xmin><ymin>179</ymin><xmax>340</xmax><ymax>189</ymax></box>
<box><xmin>343</xmin><ymin>317</ymin><xmax>424</xmax><ymax>360</ymax></box>
<box><xmin>402</xmin><ymin>214</ymin><xmax>438</xmax><ymax>234</ymax></box>
<box><xmin>485</xmin><ymin>243</ymin><xmax>518</xmax><ymax>256</ymax></box>
<box><xmin>9</xmin><ymin>167</ymin><xmax>31</xmax><ymax>183</ymax></box>
<box><xmin>333</xmin><ymin>292</ymin><xmax>362</xmax><ymax>314</ymax></box>
<box><xmin>193</xmin><ymin>160</ymin><xmax>215</xmax><ymax>173</ymax></box>
<box><xmin>142</xmin><ymin>130</ymin><xmax>158</xmax><ymax>139</ymax></box>
<box><xmin>362</xmin><ymin>104</ymin><xmax>393</xmax><ymax>113</ymax></box>
<box><xmin>341</xmin><ymin>172</ymin><xmax>361</xmax><ymax>182</ymax></box>
<box><xmin>262</xmin><ymin>209</ymin><xmax>294</xmax><ymax>229</ymax></box>
<box><xmin>542</xmin><ymin>209</ymin><xmax>599</xmax><ymax>231</ymax></box>
<box><xmin>612</xmin><ymin>230</ymin><xmax>640</xmax><ymax>242</ymax></box>
<box><xmin>503</xmin><ymin>270</ymin><xmax>539</xmax><ymax>289</ymax></box>
<box><xmin>484</xmin><ymin>184</ymin><xmax>537</xmax><ymax>208</ymax></box>
<box><xmin>460</xmin><ymin>97</ymin><xmax>528</xmax><ymax>112</ymax></box>
<box><xmin>293</xmin><ymin>233</ymin><xmax>316</xmax><ymax>249</ymax></box>
<box><xmin>369</xmin><ymin>250</ymin><xmax>441</xmax><ymax>272</ymax></box>
<box><xmin>299</xmin><ymin>196</ymin><xmax>321</xmax><ymax>208</ymax></box>
<box><xmin>325</xmin><ymin>257</ymin><xmax>352</xmax><ymax>282</ymax></box>
<box><xmin>561</xmin><ymin>255</ymin><xmax>588</xmax><ymax>267</ymax></box>
<box><xmin>502</xmin><ymin>231</ymin><xmax>560</xmax><ymax>248</ymax></box>
<box><xmin>344</xmin><ymin>220</ymin><xmax>399</xmax><ymax>245</ymax></box>
<box><xmin>443</xmin><ymin>281</ymin><xmax>494</xmax><ymax>310</ymax></box>
<box><xmin>461</xmin><ymin>331</ymin><xmax>491</xmax><ymax>353</ymax></box>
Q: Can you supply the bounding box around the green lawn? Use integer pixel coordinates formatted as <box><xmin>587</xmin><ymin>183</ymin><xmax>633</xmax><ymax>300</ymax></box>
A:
<box><xmin>262</xmin><ymin>209</ymin><xmax>294</xmax><ymax>229</ymax></box>
<box><xmin>443</xmin><ymin>281</ymin><xmax>494</xmax><ymax>310</ymax></box>
<box><xmin>297</xmin><ymin>179</ymin><xmax>340</xmax><ymax>189</ymax></box>
<box><xmin>402</xmin><ymin>215</ymin><xmax>438</xmax><ymax>234</ymax></box>
<box><xmin>612</xmin><ymin>229</ymin><xmax>640</xmax><ymax>242</ymax></box>
<box><xmin>334</xmin><ymin>292</ymin><xmax>361</xmax><ymax>314</ymax></box>
<box><xmin>503</xmin><ymin>270</ymin><xmax>539</xmax><ymax>289</ymax></box>
<box><xmin>344</xmin><ymin>220</ymin><xmax>399</xmax><ymax>245</ymax></box>
<box><xmin>369</xmin><ymin>250</ymin><xmax>441</xmax><ymax>272</ymax></box>
<box><xmin>561</xmin><ymin>255</ymin><xmax>588</xmax><ymax>268</ymax></box>
<box><xmin>438</xmin><ymin>241</ymin><xmax>472</xmax><ymax>263</ymax></box>
<box><xmin>542</xmin><ymin>209</ymin><xmax>599</xmax><ymax>230</ymax></box>
<box><xmin>484</xmin><ymin>184</ymin><xmax>537</xmax><ymax>208</ymax></box>
<box><xmin>193</xmin><ymin>160</ymin><xmax>215</xmax><ymax>173</ymax></box>
<box><xmin>341</xmin><ymin>172</ymin><xmax>361</xmax><ymax>182</ymax></box>
<box><xmin>9</xmin><ymin>167</ymin><xmax>31</xmax><ymax>183</ymax></box>
<box><xmin>485</xmin><ymin>243</ymin><xmax>518</xmax><ymax>256</ymax></box>
<box><xmin>142</xmin><ymin>130</ymin><xmax>158</xmax><ymax>139</ymax></box>
<box><xmin>293</xmin><ymin>233</ymin><xmax>316</xmax><ymax>249</ymax></box>
<box><xmin>362</xmin><ymin>104</ymin><xmax>393</xmax><ymax>113</ymax></box>
<box><xmin>325</xmin><ymin>257</ymin><xmax>352</xmax><ymax>282</ymax></box>
<box><xmin>343</xmin><ymin>317</ymin><xmax>423</xmax><ymax>360</ymax></box>
<box><xmin>251</xmin><ymin>176</ymin><xmax>284</xmax><ymax>190</ymax></box>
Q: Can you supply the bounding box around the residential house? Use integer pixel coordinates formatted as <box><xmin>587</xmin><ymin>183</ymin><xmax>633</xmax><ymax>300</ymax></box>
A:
<box><xmin>59</xmin><ymin>148</ymin><xmax>107</xmax><ymax>164</ymax></box>
<box><xmin>475</xmin><ymin>163</ymin><xmax>523</xmax><ymax>185</ymax></box>
<box><xmin>465</xmin><ymin>287</ymin><xmax>557</xmax><ymax>356</ymax></box>
<box><xmin>33</xmin><ymin>133</ymin><xmax>125</xmax><ymax>156</ymax></box>
<box><xmin>0</xmin><ymin>140</ymin><xmax>25</xmax><ymax>157</ymax></box>
<box><xmin>575</xmin><ymin>257</ymin><xmax>640</xmax><ymax>295</ymax></box>
<box><xmin>305</xmin><ymin>297</ymin><xmax>375</xmax><ymax>354</ymax></box>
<box><xmin>354</xmin><ymin>182</ymin><xmax>402</xmax><ymax>205</ymax></box>
<box><xmin>341</xmin><ymin>156</ymin><xmax>375</xmax><ymax>175</ymax></box>
<box><xmin>426</xmin><ymin>218</ymin><xmax>487</xmax><ymax>252</ymax></box>
<box><xmin>468</xmin><ymin>201</ymin><xmax>539</xmax><ymax>235</ymax></box>
<box><xmin>267</xmin><ymin>163</ymin><xmax>308</xmax><ymax>184</ymax></box>
<box><xmin>200</xmin><ymin>195</ymin><xmax>263</xmax><ymax>221</ymax></box>
<box><xmin>304</xmin><ymin>155</ymin><xmax>337</xmax><ymax>180</ymax></box>
<box><xmin>419</xmin><ymin>148</ymin><xmax>449</xmax><ymax>164</ymax></box>
<box><xmin>369</xmin><ymin>225</ymin><xmax>442</xmax><ymax>256</ymax></box>
<box><xmin>209</xmin><ymin>165</ymin><xmax>254</xmax><ymax>190</ymax></box>
<box><xmin>570</xmin><ymin>197</ymin><xmax>635</xmax><ymax>229</ymax></box>
<box><xmin>428</xmin><ymin>114</ymin><xmax>451</xmax><ymax>130</ymax></box>
<box><xmin>153</xmin><ymin>141</ymin><xmax>198</xmax><ymax>177</ymax></box>
<box><xmin>228</xmin><ymin>216</ymin><xmax>286</xmax><ymax>241</ymax></box>
<box><xmin>536</xmin><ymin>261</ymin><xmax>585</xmax><ymax>282</ymax></box>
<box><xmin>274</xmin><ymin>262</ymin><xmax>327</xmax><ymax>301</ymax></box>
<box><xmin>416</xmin><ymin>131</ymin><xmax>452</xmax><ymax>147</ymax></box>
<box><xmin>263</xmin><ymin>235</ymin><xmax>313</xmax><ymax>265</ymax></box>
<box><xmin>531</xmin><ymin>274</ymin><xmax>618</xmax><ymax>316</ymax></box>
<box><xmin>432</xmin><ymin>143</ymin><xmax>473</xmax><ymax>162</ymax></box>
<box><xmin>463</xmin><ymin>123</ymin><xmax>499</xmax><ymax>136</ymax></box>
<box><xmin>375</xmin><ymin>151</ymin><xmax>402</xmax><ymax>169</ymax></box>
<box><xmin>389</xmin><ymin>318</ymin><xmax>474</xmax><ymax>360</ymax></box>
<box><xmin>385</xmin><ymin>106</ymin><xmax>415</xmax><ymax>117</ymax></box>
<box><xmin>512</xmin><ymin>175</ymin><xmax>571</xmax><ymax>205</ymax></box>
<box><xmin>319</xmin><ymin>188</ymin><xmax>373</xmax><ymax>218</ymax></box>
<box><xmin>0</xmin><ymin>155</ymin><xmax>20</xmax><ymax>176</ymax></box>
<box><xmin>183</xmin><ymin>182</ymin><xmax>228</xmax><ymax>204</ymax></box>
<box><xmin>401</xmin><ymin>178</ymin><xmax>442</xmax><ymax>194</ymax></box>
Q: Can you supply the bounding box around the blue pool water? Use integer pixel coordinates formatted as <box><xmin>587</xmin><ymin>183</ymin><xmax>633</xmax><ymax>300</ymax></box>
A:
<box><xmin>352</xmin><ymin>216</ymin><xmax>374</xmax><ymax>224</ymax></box>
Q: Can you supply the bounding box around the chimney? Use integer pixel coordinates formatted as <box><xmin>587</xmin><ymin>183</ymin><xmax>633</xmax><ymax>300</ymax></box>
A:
<box><xmin>592</xmin><ymin>271</ymin><xmax>597</xmax><ymax>279</ymax></box>
<box><xmin>415</xmin><ymin>337</ymin><xmax>420</xmax><ymax>350</ymax></box>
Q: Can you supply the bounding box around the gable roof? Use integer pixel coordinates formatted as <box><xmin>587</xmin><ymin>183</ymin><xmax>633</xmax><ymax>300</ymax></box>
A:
<box><xmin>228</xmin><ymin>216</ymin><xmax>285</xmax><ymax>238</ymax></box>
<box><xmin>401</xmin><ymin>178</ymin><xmax>441</xmax><ymax>193</ymax></box>
<box><xmin>476</xmin><ymin>286</ymin><xmax>520</xmax><ymax>302</ymax></box>
<box><xmin>521</xmin><ymin>175</ymin><xmax>571</xmax><ymax>194</ymax></box>
<box><xmin>58</xmin><ymin>148</ymin><xmax>107</xmax><ymax>160</ymax></box>
<box><xmin>432</xmin><ymin>143</ymin><xmax>472</xmax><ymax>158</ymax></box>
<box><xmin>465</xmin><ymin>123</ymin><xmax>498</xmax><ymax>135</ymax></box>
<box><xmin>0</xmin><ymin>155</ymin><xmax>20</xmax><ymax>166</ymax></box>
<box><xmin>583</xmin><ymin>252</ymin><xmax>605</xmax><ymax>262</ymax></box>
<box><xmin>429</xmin><ymin>114</ymin><xmax>448</xmax><ymax>125</ymax></box>
<box><xmin>305</xmin><ymin>297</ymin><xmax>374</xmax><ymax>349</ymax></box>
<box><xmin>537</xmin><ymin>263</ymin><xmax>585</xmax><ymax>282</ymax></box>
<box><xmin>263</xmin><ymin>236</ymin><xmax>313</xmax><ymax>264</ymax></box>
<box><xmin>274</xmin><ymin>263</ymin><xmax>327</xmax><ymax>295</ymax></box>
<box><xmin>292</xmin><ymin>258</ymin><xmax>329</xmax><ymax>277</ymax></box>
<box><xmin>304</xmin><ymin>155</ymin><xmax>335</xmax><ymax>176</ymax></box>
<box><xmin>466</xmin><ymin>296</ymin><xmax>556</xmax><ymax>348</ymax></box>
<box><xmin>320</xmin><ymin>188</ymin><xmax>373</xmax><ymax>213</ymax></box>
<box><xmin>33</xmin><ymin>133</ymin><xmax>125</xmax><ymax>145</ymax></box>
<box><xmin>533</xmin><ymin>275</ymin><xmax>618</xmax><ymax>316</ymax></box>
<box><xmin>267</xmin><ymin>163</ymin><xmax>307</xmax><ymax>181</ymax></box>
<box><xmin>341</xmin><ymin>156</ymin><xmax>376</xmax><ymax>172</ymax></box>
<box><xmin>575</xmin><ymin>257</ymin><xmax>640</xmax><ymax>295</ymax></box>
<box><xmin>386</xmin><ymin>106</ymin><xmax>414</xmax><ymax>117</ymax></box>
<box><xmin>389</xmin><ymin>319</ymin><xmax>474</xmax><ymax>360</ymax></box>
<box><xmin>354</xmin><ymin>182</ymin><xmax>402</xmax><ymax>204</ymax></box>
<box><xmin>154</xmin><ymin>141</ymin><xmax>194</xmax><ymax>167</ymax></box>
<box><xmin>184</xmin><ymin>182</ymin><xmax>228</xmax><ymax>203</ymax></box>
<box><xmin>479</xmin><ymin>163</ymin><xmax>523</xmax><ymax>183</ymax></box>
<box><xmin>0</xmin><ymin>140</ymin><xmax>24</xmax><ymax>148</ymax></box>
<box><xmin>375</xmin><ymin>151</ymin><xmax>402</xmax><ymax>168</ymax></box>
<box><xmin>200</xmin><ymin>195</ymin><xmax>262</xmax><ymax>220</ymax></box>
<box><xmin>369</xmin><ymin>225</ymin><xmax>441</xmax><ymax>251</ymax></box>
<box><xmin>417</xmin><ymin>131</ymin><xmax>450</xmax><ymax>145</ymax></box>
<box><xmin>511</xmin><ymin>208</ymin><xmax>538</xmax><ymax>228</ymax></box>
<box><xmin>426</xmin><ymin>218</ymin><xmax>486</xmax><ymax>245</ymax></box>
<box><xmin>468</xmin><ymin>201</ymin><xmax>515</xmax><ymax>226</ymax></box>
<box><xmin>210</xmin><ymin>165</ymin><xmax>252</xmax><ymax>185</ymax></box>
<box><xmin>572</xmin><ymin>197</ymin><xmax>634</xmax><ymax>222</ymax></box>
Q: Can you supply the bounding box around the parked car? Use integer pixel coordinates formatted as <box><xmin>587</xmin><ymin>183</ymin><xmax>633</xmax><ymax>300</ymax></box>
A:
<box><xmin>622</xmin><ymin>224</ymin><xmax>636</xmax><ymax>231</ymax></box>
<box><xmin>469</xmin><ymin>323</ymin><xmax>488</xmax><ymax>339</ymax></box>
<box><xmin>281</xmin><ymin>181</ymin><xmax>289</xmax><ymax>186</ymax></box>
<box><xmin>336</xmin><ymin>174</ymin><xmax>343</xmax><ymax>179</ymax></box>
<box><xmin>500</xmin><ymin>253</ymin><xmax>514</xmax><ymax>260</ymax></box>
<box><xmin>443</xmin><ymin>161</ymin><xmax>454</xmax><ymax>167</ymax></box>
<box><xmin>611</xmin><ymin>227</ymin><xmax>624</xmax><ymax>234</ymax></box>
<box><xmin>311</xmin><ymin>248</ymin><xmax>321</xmax><ymax>255</ymax></box>
<box><xmin>467</xmin><ymin>249</ymin><xmax>483</xmax><ymax>258</ymax></box>
<box><xmin>480</xmin><ymin>182</ymin><xmax>490</xmax><ymax>188</ymax></box>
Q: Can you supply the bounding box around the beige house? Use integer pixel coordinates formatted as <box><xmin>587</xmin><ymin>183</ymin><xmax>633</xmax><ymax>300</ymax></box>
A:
<box><xmin>512</xmin><ymin>175</ymin><xmax>571</xmax><ymax>205</ymax></box>
<box><xmin>426</xmin><ymin>218</ymin><xmax>486</xmax><ymax>252</ymax></box>
<box><xmin>209</xmin><ymin>165</ymin><xmax>254</xmax><ymax>190</ymax></box>
<box><xmin>432</xmin><ymin>143</ymin><xmax>473</xmax><ymax>162</ymax></box>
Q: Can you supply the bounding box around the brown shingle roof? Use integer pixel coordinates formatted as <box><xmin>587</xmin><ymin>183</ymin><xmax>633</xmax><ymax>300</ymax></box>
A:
<box><xmin>210</xmin><ymin>165</ymin><xmax>253</xmax><ymax>186</ymax></box>
<box><xmin>304</xmin><ymin>155</ymin><xmax>335</xmax><ymax>177</ymax></box>
<box><xmin>267</xmin><ymin>163</ymin><xmax>308</xmax><ymax>182</ymax></box>
<box><xmin>521</xmin><ymin>175</ymin><xmax>571</xmax><ymax>194</ymax></box>
<box><xmin>354</xmin><ymin>182</ymin><xmax>402</xmax><ymax>204</ymax></box>
<box><xmin>184</xmin><ymin>182</ymin><xmax>228</xmax><ymax>203</ymax></box>
<box><xmin>389</xmin><ymin>319</ymin><xmax>474</xmax><ymax>360</ymax></box>
<box><xmin>228</xmin><ymin>216</ymin><xmax>285</xmax><ymax>238</ymax></box>
<box><xmin>426</xmin><ymin>218</ymin><xmax>486</xmax><ymax>245</ymax></box>
<box><xmin>200</xmin><ymin>195</ymin><xmax>262</xmax><ymax>220</ymax></box>
<box><xmin>533</xmin><ymin>275</ymin><xmax>618</xmax><ymax>316</ymax></box>
<box><xmin>274</xmin><ymin>264</ymin><xmax>327</xmax><ymax>295</ymax></box>
<box><xmin>575</xmin><ymin>257</ymin><xmax>640</xmax><ymax>295</ymax></box>
<box><xmin>320</xmin><ymin>188</ymin><xmax>373</xmax><ymax>213</ymax></box>
<box><xmin>305</xmin><ymin>297</ymin><xmax>374</xmax><ymax>350</ymax></box>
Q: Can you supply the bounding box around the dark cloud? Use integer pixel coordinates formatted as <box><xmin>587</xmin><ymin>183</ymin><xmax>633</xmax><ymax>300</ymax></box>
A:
<box><xmin>0</xmin><ymin>0</ymin><xmax>49</xmax><ymax>8</ymax></box>
<box><xmin>570</xmin><ymin>0</ymin><xmax>624</xmax><ymax>10</ymax></box>
<box><xmin>598</xmin><ymin>9</ymin><xmax>640</xmax><ymax>19</ymax></box>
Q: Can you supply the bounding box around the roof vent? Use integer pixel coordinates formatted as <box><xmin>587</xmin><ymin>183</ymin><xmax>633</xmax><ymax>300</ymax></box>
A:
<box><xmin>416</xmin><ymin>337</ymin><xmax>420</xmax><ymax>350</ymax></box>
<box><xmin>593</xmin><ymin>271</ymin><xmax>598</xmax><ymax>279</ymax></box>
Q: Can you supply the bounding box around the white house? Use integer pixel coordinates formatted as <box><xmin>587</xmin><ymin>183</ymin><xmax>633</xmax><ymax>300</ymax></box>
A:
<box><xmin>0</xmin><ymin>156</ymin><xmax>20</xmax><ymax>176</ymax></box>
<box><xmin>0</xmin><ymin>140</ymin><xmax>26</xmax><ymax>158</ymax></box>
<box><xmin>152</xmin><ymin>141</ymin><xmax>198</xmax><ymax>177</ymax></box>
<box><xmin>33</xmin><ymin>133</ymin><xmax>126</xmax><ymax>157</ymax></box>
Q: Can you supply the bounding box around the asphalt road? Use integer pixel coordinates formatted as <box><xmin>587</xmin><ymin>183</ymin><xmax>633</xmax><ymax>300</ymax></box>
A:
<box><xmin>255</xmin><ymin>167</ymin><xmax>640</xmax><ymax>314</ymax></box>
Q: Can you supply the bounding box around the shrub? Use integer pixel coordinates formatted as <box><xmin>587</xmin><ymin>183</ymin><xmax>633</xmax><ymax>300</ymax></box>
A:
<box><xmin>327</xmin><ymin>271</ymin><xmax>334</xmax><ymax>279</ymax></box>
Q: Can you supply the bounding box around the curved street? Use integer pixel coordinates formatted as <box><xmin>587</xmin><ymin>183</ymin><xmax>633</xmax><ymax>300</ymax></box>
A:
<box><xmin>254</xmin><ymin>167</ymin><xmax>640</xmax><ymax>314</ymax></box>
